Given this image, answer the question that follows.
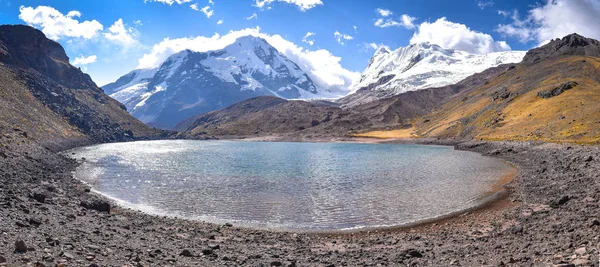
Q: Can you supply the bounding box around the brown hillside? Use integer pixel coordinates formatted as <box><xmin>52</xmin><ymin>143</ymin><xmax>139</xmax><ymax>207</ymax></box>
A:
<box><xmin>0</xmin><ymin>25</ymin><xmax>163</xmax><ymax>148</ymax></box>
<box><xmin>178</xmin><ymin>65</ymin><xmax>513</xmax><ymax>139</ymax></box>
<box><xmin>416</xmin><ymin>55</ymin><xmax>600</xmax><ymax>143</ymax></box>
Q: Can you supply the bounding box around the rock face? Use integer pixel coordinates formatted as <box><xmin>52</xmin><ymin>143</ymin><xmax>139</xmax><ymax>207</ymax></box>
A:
<box><xmin>104</xmin><ymin>36</ymin><xmax>326</xmax><ymax>129</ymax></box>
<box><xmin>0</xmin><ymin>25</ymin><xmax>162</xmax><ymax>146</ymax></box>
<box><xmin>537</xmin><ymin>81</ymin><xmax>578</xmax><ymax>99</ymax></box>
<box><xmin>522</xmin><ymin>33</ymin><xmax>600</xmax><ymax>64</ymax></box>
<box><xmin>340</xmin><ymin>43</ymin><xmax>525</xmax><ymax>106</ymax></box>
<box><xmin>0</xmin><ymin>25</ymin><xmax>96</xmax><ymax>89</ymax></box>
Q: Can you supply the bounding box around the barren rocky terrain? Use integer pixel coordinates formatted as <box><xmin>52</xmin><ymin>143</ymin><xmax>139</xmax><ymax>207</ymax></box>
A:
<box><xmin>1</xmin><ymin>133</ymin><xmax>599</xmax><ymax>266</ymax></box>
<box><xmin>1</xmin><ymin>24</ymin><xmax>600</xmax><ymax>267</ymax></box>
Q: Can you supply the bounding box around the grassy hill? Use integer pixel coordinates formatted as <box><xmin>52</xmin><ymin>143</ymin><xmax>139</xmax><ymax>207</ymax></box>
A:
<box><xmin>356</xmin><ymin>34</ymin><xmax>600</xmax><ymax>144</ymax></box>
<box><xmin>415</xmin><ymin>56</ymin><xmax>600</xmax><ymax>144</ymax></box>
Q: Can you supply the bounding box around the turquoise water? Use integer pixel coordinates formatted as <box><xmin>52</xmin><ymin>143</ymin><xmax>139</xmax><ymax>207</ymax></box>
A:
<box><xmin>67</xmin><ymin>140</ymin><xmax>514</xmax><ymax>231</ymax></box>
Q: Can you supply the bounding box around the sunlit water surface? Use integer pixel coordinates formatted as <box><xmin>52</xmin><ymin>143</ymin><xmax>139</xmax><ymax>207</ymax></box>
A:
<box><xmin>66</xmin><ymin>140</ymin><xmax>514</xmax><ymax>231</ymax></box>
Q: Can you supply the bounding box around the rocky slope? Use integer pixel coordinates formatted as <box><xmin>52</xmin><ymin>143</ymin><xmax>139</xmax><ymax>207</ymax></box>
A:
<box><xmin>339</xmin><ymin>43</ymin><xmax>525</xmax><ymax>106</ymax></box>
<box><xmin>175</xmin><ymin>96</ymin><xmax>364</xmax><ymax>139</ymax></box>
<box><xmin>177</xmin><ymin>64</ymin><xmax>514</xmax><ymax>140</ymax></box>
<box><xmin>2</xmin><ymin>134</ymin><xmax>599</xmax><ymax>266</ymax></box>
<box><xmin>0</xmin><ymin>24</ymin><xmax>163</xmax><ymax>148</ymax></box>
<box><xmin>104</xmin><ymin>36</ymin><xmax>327</xmax><ymax>129</ymax></box>
<box><xmin>412</xmin><ymin>33</ymin><xmax>600</xmax><ymax>143</ymax></box>
<box><xmin>522</xmin><ymin>33</ymin><xmax>600</xmax><ymax>64</ymax></box>
<box><xmin>184</xmin><ymin>33</ymin><xmax>600</xmax><ymax>145</ymax></box>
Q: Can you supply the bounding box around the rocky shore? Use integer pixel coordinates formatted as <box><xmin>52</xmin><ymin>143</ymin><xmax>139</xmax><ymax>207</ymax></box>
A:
<box><xmin>1</xmin><ymin>133</ymin><xmax>599</xmax><ymax>266</ymax></box>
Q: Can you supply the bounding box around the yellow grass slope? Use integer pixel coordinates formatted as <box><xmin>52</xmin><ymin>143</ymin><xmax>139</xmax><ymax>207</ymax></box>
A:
<box><xmin>356</xmin><ymin>56</ymin><xmax>600</xmax><ymax>144</ymax></box>
<box><xmin>417</xmin><ymin>56</ymin><xmax>600</xmax><ymax>144</ymax></box>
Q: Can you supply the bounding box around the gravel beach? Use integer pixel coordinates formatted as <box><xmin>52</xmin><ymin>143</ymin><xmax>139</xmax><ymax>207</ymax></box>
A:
<box><xmin>1</xmin><ymin>133</ymin><xmax>599</xmax><ymax>266</ymax></box>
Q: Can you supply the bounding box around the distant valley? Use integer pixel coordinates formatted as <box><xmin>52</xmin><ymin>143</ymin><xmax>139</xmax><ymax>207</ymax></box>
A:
<box><xmin>176</xmin><ymin>34</ymin><xmax>600</xmax><ymax>144</ymax></box>
<box><xmin>104</xmin><ymin>35</ymin><xmax>524</xmax><ymax>130</ymax></box>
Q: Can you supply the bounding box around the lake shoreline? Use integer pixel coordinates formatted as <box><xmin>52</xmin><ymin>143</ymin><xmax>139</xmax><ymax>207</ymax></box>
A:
<box><xmin>65</xmin><ymin>139</ymin><xmax>518</xmax><ymax>234</ymax></box>
<box><xmin>1</xmin><ymin>134</ymin><xmax>599</xmax><ymax>266</ymax></box>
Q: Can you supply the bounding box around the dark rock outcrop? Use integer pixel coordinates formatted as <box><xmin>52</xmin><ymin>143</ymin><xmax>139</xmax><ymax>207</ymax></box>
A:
<box><xmin>537</xmin><ymin>81</ymin><xmax>578</xmax><ymax>98</ymax></box>
<box><xmin>0</xmin><ymin>24</ymin><xmax>164</xmax><ymax>144</ymax></box>
<box><xmin>523</xmin><ymin>33</ymin><xmax>600</xmax><ymax>64</ymax></box>
<box><xmin>0</xmin><ymin>24</ymin><xmax>97</xmax><ymax>89</ymax></box>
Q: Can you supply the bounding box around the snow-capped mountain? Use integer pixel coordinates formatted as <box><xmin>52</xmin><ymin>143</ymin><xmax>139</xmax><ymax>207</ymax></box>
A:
<box><xmin>103</xmin><ymin>36</ymin><xmax>325</xmax><ymax>129</ymax></box>
<box><xmin>341</xmin><ymin>43</ymin><xmax>526</xmax><ymax>106</ymax></box>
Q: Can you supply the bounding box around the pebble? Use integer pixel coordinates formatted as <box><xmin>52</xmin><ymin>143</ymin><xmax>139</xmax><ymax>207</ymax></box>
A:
<box><xmin>407</xmin><ymin>249</ymin><xmax>423</xmax><ymax>258</ymax></box>
<box><xmin>62</xmin><ymin>252</ymin><xmax>74</xmax><ymax>260</ymax></box>
<box><xmin>179</xmin><ymin>249</ymin><xmax>192</xmax><ymax>257</ymax></box>
<box><xmin>201</xmin><ymin>248</ymin><xmax>213</xmax><ymax>255</ymax></box>
<box><xmin>14</xmin><ymin>240</ymin><xmax>27</xmax><ymax>253</ymax></box>
<box><xmin>509</xmin><ymin>225</ymin><xmax>523</xmax><ymax>234</ymax></box>
<box><xmin>571</xmin><ymin>258</ymin><xmax>589</xmax><ymax>266</ymax></box>
<box><xmin>574</xmin><ymin>247</ymin><xmax>586</xmax><ymax>255</ymax></box>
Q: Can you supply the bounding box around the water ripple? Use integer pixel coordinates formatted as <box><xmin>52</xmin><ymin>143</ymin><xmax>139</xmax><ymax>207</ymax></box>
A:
<box><xmin>67</xmin><ymin>140</ymin><xmax>515</xmax><ymax>231</ymax></box>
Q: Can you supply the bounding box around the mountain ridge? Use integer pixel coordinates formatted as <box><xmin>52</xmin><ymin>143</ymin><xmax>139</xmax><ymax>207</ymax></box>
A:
<box><xmin>179</xmin><ymin>33</ymin><xmax>600</xmax><ymax>144</ymax></box>
<box><xmin>105</xmin><ymin>35</ymin><xmax>326</xmax><ymax>129</ymax></box>
<box><xmin>0</xmin><ymin>25</ymin><xmax>162</xmax><ymax>147</ymax></box>
<box><xmin>340</xmin><ymin>42</ymin><xmax>525</xmax><ymax>106</ymax></box>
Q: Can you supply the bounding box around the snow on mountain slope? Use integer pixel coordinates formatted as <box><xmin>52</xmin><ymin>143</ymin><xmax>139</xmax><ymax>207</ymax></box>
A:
<box><xmin>102</xmin><ymin>68</ymin><xmax>157</xmax><ymax>95</ymax></box>
<box><xmin>104</xmin><ymin>36</ymin><xmax>327</xmax><ymax>129</ymax></box>
<box><xmin>341</xmin><ymin>43</ymin><xmax>526</xmax><ymax>106</ymax></box>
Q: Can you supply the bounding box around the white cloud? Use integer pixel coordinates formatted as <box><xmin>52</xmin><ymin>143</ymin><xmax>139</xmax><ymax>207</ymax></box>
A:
<box><xmin>66</xmin><ymin>11</ymin><xmax>81</xmax><ymax>18</ymax></box>
<box><xmin>476</xmin><ymin>0</ymin><xmax>494</xmax><ymax>9</ymax></box>
<box><xmin>373</xmin><ymin>9</ymin><xmax>417</xmax><ymax>29</ymax></box>
<box><xmin>134</xmin><ymin>20</ymin><xmax>143</xmax><ymax>26</ymax></box>
<box><xmin>137</xmin><ymin>27</ymin><xmax>359</xmax><ymax>95</ymax></box>
<box><xmin>144</xmin><ymin>0</ymin><xmax>192</xmax><ymax>5</ymax></box>
<box><xmin>376</xmin><ymin>8</ymin><xmax>392</xmax><ymax>17</ymax></box>
<box><xmin>18</xmin><ymin>5</ymin><xmax>103</xmax><ymax>40</ymax></box>
<box><xmin>189</xmin><ymin>3</ymin><xmax>214</xmax><ymax>18</ymax></box>
<box><xmin>353</xmin><ymin>25</ymin><xmax>357</xmax><ymax>32</ymax></box>
<box><xmin>400</xmin><ymin>14</ymin><xmax>417</xmax><ymax>29</ymax></box>
<box><xmin>72</xmin><ymin>55</ymin><xmax>97</xmax><ymax>65</ymax></box>
<box><xmin>302</xmin><ymin>32</ymin><xmax>315</xmax><ymax>46</ymax></box>
<box><xmin>497</xmin><ymin>10</ymin><xmax>511</xmax><ymax>17</ymax></box>
<box><xmin>254</xmin><ymin>0</ymin><xmax>323</xmax><ymax>11</ymax></box>
<box><xmin>217</xmin><ymin>19</ymin><xmax>223</xmax><ymax>25</ymax></box>
<box><xmin>496</xmin><ymin>0</ymin><xmax>600</xmax><ymax>45</ymax></box>
<box><xmin>246</xmin><ymin>13</ymin><xmax>258</xmax><ymax>20</ymax></box>
<box><xmin>333</xmin><ymin>31</ymin><xmax>353</xmax><ymax>45</ymax></box>
<box><xmin>410</xmin><ymin>17</ymin><xmax>511</xmax><ymax>54</ymax></box>
<box><xmin>197</xmin><ymin>5</ymin><xmax>214</xmax><ymax>18</ymax></box>
<box><xmin>103</xmin><ymin>19</ymin><xmax>137</xmax><ymax>47</ymax></box>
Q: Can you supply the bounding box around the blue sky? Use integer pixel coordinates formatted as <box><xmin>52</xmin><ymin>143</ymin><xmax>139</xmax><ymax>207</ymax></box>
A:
<box><xmin>1</xmin><ymin>0</ymin><xmax>599</xmax><ymax>90</ymax></box>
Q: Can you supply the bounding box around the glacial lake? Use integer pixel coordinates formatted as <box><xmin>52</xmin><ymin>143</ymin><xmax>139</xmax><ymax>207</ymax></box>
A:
<box><xmin>66</xmin><ymin>140</ymin><xmax>515</xmax><ymax>231</ymax></box>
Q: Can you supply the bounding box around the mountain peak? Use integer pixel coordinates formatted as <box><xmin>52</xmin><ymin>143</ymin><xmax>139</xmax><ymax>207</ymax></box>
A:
<box><xmin>235</xmin><ymin>35</ymin><xmax>267</xmax><ymax>42</ymax></box>
<box><xmin>105</xmin><ymin>32</ymin><xmax>323</xmax><ymax>129</ymax></box>
<box><xmin>374</xmin><ymin>46</ymin><xmax>390</xmax><ymax>56</ymax></box>
<box><xmin>231</xmin><ymin>35</ymin><xmax>271</xmax><ymax>49</ymax></box>
<box><xmin>347</xmin><ymin>42</ymin><xmax>526</xmax><ymax>106</ymax></box>
<box><xmin>523</xmin><ymin>33</ymin><xmax>600</xmax><ymax>64</ymax></box>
